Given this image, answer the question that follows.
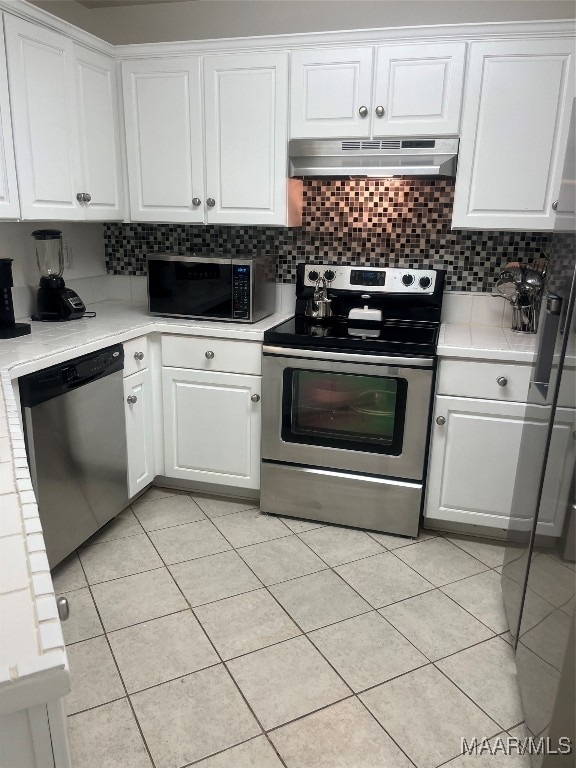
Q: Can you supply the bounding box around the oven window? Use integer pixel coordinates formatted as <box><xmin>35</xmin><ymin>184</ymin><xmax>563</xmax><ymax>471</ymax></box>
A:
<box><xmin>148</xmin><ymin>260</ymin><xmax>232</xmax><ymax>317</ymax></box>
<box><xmin>282</xmin><ymin>369</ymin><xmax>407</xmax><ymax>455</ymax></box>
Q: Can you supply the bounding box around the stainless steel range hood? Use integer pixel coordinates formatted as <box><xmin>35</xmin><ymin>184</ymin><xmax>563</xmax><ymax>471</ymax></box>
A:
<box><xmin>288</xmin><ymin>138</ymin><xmax>459</xmax><ymax>178</ymax></box>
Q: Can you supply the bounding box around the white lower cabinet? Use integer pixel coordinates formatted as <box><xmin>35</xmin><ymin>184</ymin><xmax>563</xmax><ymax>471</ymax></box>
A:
<box><xmin>162</xmin><ymin>367</ymin><xmax>261</xmax><ymax>490</ymax></box>
<box><xmin>124</xmin><ymin>367</ymin><xmax>155</xmax><ymax>498</ymax></box>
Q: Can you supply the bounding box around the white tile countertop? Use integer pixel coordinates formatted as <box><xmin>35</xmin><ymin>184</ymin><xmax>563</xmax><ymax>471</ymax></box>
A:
<box><xmin>438</xmin><ymin>323</ymin><xmax>539</xmax><ymax>363</ymax></box>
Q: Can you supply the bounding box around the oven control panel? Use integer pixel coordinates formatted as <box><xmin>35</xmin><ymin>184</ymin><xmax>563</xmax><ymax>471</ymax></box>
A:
<box><xmin>303</xmin><ymin>265</ymin><xmax>437</xmax><ymax>294</ymax></box>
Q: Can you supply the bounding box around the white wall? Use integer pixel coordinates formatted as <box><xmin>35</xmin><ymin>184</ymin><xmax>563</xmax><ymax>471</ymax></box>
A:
<box><xmin>29</xmin><ymin>0</ymin><xmax>576</xmax><ymax>45</ymax></box>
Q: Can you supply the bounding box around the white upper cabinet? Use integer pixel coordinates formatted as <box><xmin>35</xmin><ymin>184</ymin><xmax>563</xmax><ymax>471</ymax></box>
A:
<box><xmin>0</xmin><ymin>15</ymin><xmax>19</xmax><ymax>219</ymax></box>
<box><xmin>121</xmin><ymin>57</ymin><xmax>204</xmax><ymax>223</ymax></box>
<box><xmin>4</xmin><ymin>15</ymin><xmax>123</xmax><ymax>221</ymax></box>
<box><xmin>290</xmin><ymin>47</ymin><xmax>374</xmax><ymax>138</ymax></box>
<box><xmin>203</xmin><ymin>51</ymin><xmax>289</xmax><ymax>225</ymax></box>
<box><xmin>452</xmin><ymin>39</ymin><xmax>575</xmax><ymax>230</ymax></box>
<box><xmin>372</xmin><ymin>42</ymin><xmax>465</xmax><ymax>136</ymax></box>
<box><xmin>290</xmin><ymin>43</ymin><xmax>465</xmax><ymax>139</ymax></box>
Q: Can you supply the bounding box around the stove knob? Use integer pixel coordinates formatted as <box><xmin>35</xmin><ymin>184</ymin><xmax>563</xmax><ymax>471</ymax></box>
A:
<box><xmin>324</xmin><ymin>269</ymin><xmax>335</xmax><ymax>282</ymax></box>
<box><xmin>419</xmin><ymin>276</ymin><xmax>432</xmax><ymax>289</ymax></box>
<box><xmin>308</xmin><ymin>270</ymin><xmax>319</xmax><ymax>282</ymax></box>
<box><xmin>401</xmin><ymin>274</ymin><xmax>414</xmax><ymax>287</ymax></box>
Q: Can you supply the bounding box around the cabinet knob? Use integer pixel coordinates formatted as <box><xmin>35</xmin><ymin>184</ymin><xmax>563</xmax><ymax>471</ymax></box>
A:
<box><xmin>76</xmin><ymin>192</ymin><xmax>86</xmax><ymax>203</ymax></box>
<box><xmin>552</xmin><ymin>200</ymin><xmax>559</xmax><ymax>211</ymax></box>
<box><xmin>375</xmin><ymin>105</ymin><xmax>385</xmax><ymax>117</ymax></box>
<box><xmin>206</xmin><ymin>198</ymin><xmax>216</xmax><ymax>207</ymax></box>
<box><xmin>85</xmin><ymin>193</ymin><xmax>91</xmax><ymax>203</ymax></box>
<box><xmin>56</xmin><ymin>596</ymin><xmax>69</xmax><ymax>622</ymax></box>
<box><xmin>497</xmin><ymin>376</ymin><xmax>508</xmax><ymax>387</ymax></box>
<box><xmin>134</xmin><ymin>351</ymin><xmax>144</xmax><ymax>361</ymax></box>
<box><xmin>436</xmin><ymin>416</ymin><xmax>446</xmax><ymax>426</ymax></box>
<box><xmin>192</xmin><ymin>197</ymin><xmax>202</xmax><ymax>207</ymax></box>
<box><xmin>251</xmin><ymin>394</ymin><xmax>260</xmax><ymax>403</ymax></box>
<box><xmin>358</xmin><ymin>106</ymin><xmax>369</xmax><ymax>118</ymax></box>
<box><xmin>127</xmin><ymin>394</ymin><xmax>137</xmax><ymax>404</ymax></box>
<box><xmin>205</xmin><ymin>350</ymin><xmax>215</xmax><ymax>359</ymax></box>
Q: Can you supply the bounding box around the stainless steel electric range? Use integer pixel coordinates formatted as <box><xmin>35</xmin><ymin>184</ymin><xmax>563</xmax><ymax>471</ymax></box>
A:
<box><xmin>260</xmin><ymin>263</ymin><xmax>444</xmax><ymax>537</ymax></box>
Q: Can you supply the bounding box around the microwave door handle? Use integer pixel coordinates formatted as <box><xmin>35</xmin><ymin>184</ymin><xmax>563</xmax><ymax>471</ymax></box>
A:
<box><xmin>532</xmin><ymin>293</ymin><xmax>562</xmax><ymax>398</ymax></box>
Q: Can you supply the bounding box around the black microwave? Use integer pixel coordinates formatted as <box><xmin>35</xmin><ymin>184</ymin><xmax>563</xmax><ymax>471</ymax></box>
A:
<box><xmin>147</xmin><ymin>252</ymin><xmax>276</xmax><ymax>323</ymax></box>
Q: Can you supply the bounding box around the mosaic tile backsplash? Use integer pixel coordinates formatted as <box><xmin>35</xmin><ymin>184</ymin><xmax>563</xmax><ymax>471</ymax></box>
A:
<box><xmin>104</xmin><ymin>179</ymin><xmax>552</xmax><ymax>291</ymax></box>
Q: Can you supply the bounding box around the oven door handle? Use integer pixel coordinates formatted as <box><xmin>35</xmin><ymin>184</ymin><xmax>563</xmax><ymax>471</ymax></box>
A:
<box><xmin>262</xmin><ymin>345</ymin><xmax>434</xmax><ymax>369</ymax></box>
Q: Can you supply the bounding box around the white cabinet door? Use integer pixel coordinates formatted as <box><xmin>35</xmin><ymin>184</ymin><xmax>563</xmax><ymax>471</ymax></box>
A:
<box><xmin>163</xmin><ymin>367</ymin><xmax>261</xmax><ymax>489</ymax></box>
<box><xmin>452</xmin><ymin>39</ymin><xmax>575</xmax><ymax>230</ymax></box>
<box><xmin>290</xmin><ymin>47</ymin><xmax>373</xmax><ymax>138</ymax></box>
<box><xmin>5</xmin><ymin>15</ymin><xmax>82</xmax><ymax>220</ymax></box>
<box><xmin>203</xmin><ymin>52</ymin><xmax>289</xmax><ymax>225</ymax></box>
<box><xmin>124</xmin><ymin>368</ymin><xmax>155</xmax><ymax>498</ymax></box>
<box><xmin>0</xmin><ymin>15</ymin><xmax>19</xmax><ymax>219</ymax></box>
<box><xmin>122</xmin><ymin>57</ymin><xmax>204</xmax><ymax>222</ymax></box>
<box><xmin>373</xmin><ymin>42</ymin><xmax>465</xmax><ymax>136</ymax></box>
<box><xmin>74</xmin><ymin>45</ymin><xmax>123</xmax><ymax>220</ymax></box>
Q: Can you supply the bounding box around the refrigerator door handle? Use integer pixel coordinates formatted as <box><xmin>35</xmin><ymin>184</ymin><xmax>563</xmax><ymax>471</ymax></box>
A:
<box><xmin>532</xmin><ymin>292</ymin><xmax>563</xmax><ymax>398</ymax></box>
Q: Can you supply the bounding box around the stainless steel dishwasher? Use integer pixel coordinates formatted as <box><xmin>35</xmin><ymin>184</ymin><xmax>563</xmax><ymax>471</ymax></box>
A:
<box><xmin>20</xmin><ymin>343</ymin><xmax>129</xmax><ymax>568</ymax></box>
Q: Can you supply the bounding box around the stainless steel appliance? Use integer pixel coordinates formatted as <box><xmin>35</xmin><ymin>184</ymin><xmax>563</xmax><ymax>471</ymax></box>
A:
<box><xmin>32</xmin><ymin>230</ymin><xmax>86</xmax><ymax>321</ymax></box>
<box><xmin>0</xmin><ymin>258</ymin><xmax>30</xmax><ymax>338</ymax></box>
<box><xmin>147</xmin><ymin>252</ymin><xmax>276</xmax><ymax>322</ymax></box>
<box><xmin>501</xmin><ymin>100</ymin><xmax>575</xmax><ymax>762</ymax></box>
<box><xmin>20</xmin><ymin>344</ymin><xmax>129</xmax><ymax>568</ymax></box>
<box><xmin>261</xmin><ymin>263</ymin><xmax>444</xmax><ymax>536</ymax></box>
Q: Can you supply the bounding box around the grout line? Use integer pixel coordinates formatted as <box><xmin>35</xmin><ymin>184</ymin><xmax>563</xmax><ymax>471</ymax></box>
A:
<box><xmin>354</xmin><ymin>694</ymin><xmax>419</xmax><ymax>768</ymax></box>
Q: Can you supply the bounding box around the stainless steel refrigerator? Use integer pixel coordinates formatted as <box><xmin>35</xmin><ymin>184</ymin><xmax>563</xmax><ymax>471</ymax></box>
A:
<box><xmin>501</xmin><ymin>101</ymin><xmax>575</xmax><ymax>766</ymax></box>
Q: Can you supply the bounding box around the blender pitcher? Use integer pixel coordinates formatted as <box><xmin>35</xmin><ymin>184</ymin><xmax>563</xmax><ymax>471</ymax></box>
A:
<box><xmin>32</xmin><ymin>230</ymin><xmax>86</xmax><ymax>321</ymax></box>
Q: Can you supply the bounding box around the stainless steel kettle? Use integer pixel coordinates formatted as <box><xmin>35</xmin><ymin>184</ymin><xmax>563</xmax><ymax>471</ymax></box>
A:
<box><xmin>305</xmin><ymin>276</ymin><xmax>333</xmax><ymax>321</ymax></box>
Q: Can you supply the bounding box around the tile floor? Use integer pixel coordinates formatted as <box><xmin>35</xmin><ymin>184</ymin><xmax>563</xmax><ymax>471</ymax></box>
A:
<box><xmin>52</xmin><ymin>487</ymin><xmax>529</xmax><ymax>768</ymax></box>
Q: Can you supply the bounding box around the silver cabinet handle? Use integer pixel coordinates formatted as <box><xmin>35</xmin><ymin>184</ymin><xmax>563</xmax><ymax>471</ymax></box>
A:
<box><xmin>375</xmin><ymin>105</ymin><xmax>385</xmax><ymax>117</ymax></box>
<box><xmin>192</xmin><ymin>197</ymin><xmax>202</xmax><ymax>207</ymax></box>
<box><xmin>134</xmin><ymin>352</ymin><xmax>144</xmax><ymax>361</ymax></box>
<box><xmin>57</xmin><ymin>596</ymin><xmax>69</xmax><ymax>622</ymax></box>
<box><xmin>497</xmin><ymin>376</ymin><xmax>508</xmax><ymax>387</ymax></box>
<box><xmin>206</xmin><ymin>198</ymin><xmax>216</xmax><ymax>207</ymax></box>
<box><xmin>436</xmin><ymin>416</ymin><xmax>446</xmax><ymax>426</ymax></box>
<box><xmin>205</xmin><ymin>350</ymin><xmax>215</xmax><ymax>359</ymax></box>
<box><xmin>127</xmin><ymin>394</ymin><xmax>137</xmax><ymax>404</ymax></box>
<box><xmin>251</xmin><ymin>394</ymin><xmax>260</xmax><ymax>403</ymax></box>
<box><xmin>552</xmin><ymin>200</ymin><xmax>559</xmax><ymax>211</ymax></box>
<box><xmin>76</xmin><ymin>193</ymin><xmax>84</xmax><ymax>202</ymax></box>
<box><xmin>358</xmin><ymin>106</ymin><xmax>368</xmax><ymax>117</ymax></box>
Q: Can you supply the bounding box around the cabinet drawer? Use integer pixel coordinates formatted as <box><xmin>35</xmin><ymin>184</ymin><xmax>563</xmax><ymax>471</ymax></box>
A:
<box><xmin>124</xmin><ymin>335</ymin><xmax>150</xmax><ymax>377</ymax></box>
<box><xmin>161</xmin><ymin>335</ymin><xmax>261</xmax><ymax>375</ymax></box>
<box><xmin>437</xmin><ymin>359</ymin><xmax>531</xmax><ymax>401</ymax></box>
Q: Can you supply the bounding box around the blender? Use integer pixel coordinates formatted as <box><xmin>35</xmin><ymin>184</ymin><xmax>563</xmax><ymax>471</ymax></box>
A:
<box><xmin>32</xmin><ymin>230</ymin><xmax>86</xmax><ymax>321</ymax></box>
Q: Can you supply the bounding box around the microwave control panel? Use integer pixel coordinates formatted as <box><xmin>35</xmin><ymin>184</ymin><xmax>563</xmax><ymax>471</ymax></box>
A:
<box><xmin>233</xmin><ymin>264</ymin><xmax>251</xmax><ymax>319</ymax></box>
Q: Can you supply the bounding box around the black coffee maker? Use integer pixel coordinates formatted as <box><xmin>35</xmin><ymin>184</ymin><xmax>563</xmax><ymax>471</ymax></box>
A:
<box><xmin>32</xmin><ymin>230</ymin><xmax>86</xmax><ymax>321</ymax></box>
<box><xmin>0</xmin><ymin>259</ymin><xmax>31</xmax><ymax>338</ymax></box>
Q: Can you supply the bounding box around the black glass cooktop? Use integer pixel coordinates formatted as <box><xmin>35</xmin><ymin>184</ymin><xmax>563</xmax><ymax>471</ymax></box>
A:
<box><xmin>264</xmin><ymin>316</ymin><xmax>440</xmax><ymax>356</ymax></box>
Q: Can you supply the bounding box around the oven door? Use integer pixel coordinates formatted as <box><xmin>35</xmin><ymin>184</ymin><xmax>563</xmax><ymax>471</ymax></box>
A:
<box><xmin>262</xmin><ymin>346</ymin><xmax>434</xmax><ymax>480</ymax></box>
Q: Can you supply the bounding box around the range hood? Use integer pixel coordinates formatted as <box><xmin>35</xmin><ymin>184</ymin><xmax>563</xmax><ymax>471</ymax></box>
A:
<box><xmin>288</xmin><ymin>138</ymin><xmax>459</xmax><ymax>178</ymax></box>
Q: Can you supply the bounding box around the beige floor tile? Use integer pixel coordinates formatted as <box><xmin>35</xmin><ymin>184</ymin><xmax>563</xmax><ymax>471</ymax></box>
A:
<box><xmin>441</xmin><ymin>570</ymin><xmax>509</xmax><ymax>633</ymax></box>
<box><xmin>443</xmin><ymin>534</ymin><xmax>507</xmax><ymax>568</ymax></box>
<box><xmin>269</xmin><ymin>569</ymin><xmax>371</xmax><ymax>632</ymax></box>
<box><xmin>195</xmin><ymin>589</ymin><xmax>300</xmax><ymax>660</ymax></box>
<box><xmin>82</xmin><ymin>508</ymin><xmax>143</xmax><ymax>546</ymax></box>
<box><xmin>133</xmin><ymin>486</ymin><xmax>188</xmax><ymax>504</ymax></box>
<box><xmin>271</xmin><ymin>697</ymin><xmax>413</xmax><ymax>768</ymax></box>
<box><xmin>276</xmin><ymin>516</ymin><xmax>326</xmax><ymax>533</ymax></box>
<box><xmin>68</xmin><ymin>699</ymin><xmax>152</xmax><ymax>768</ymax></box>
<box><xmin>148</xmin><ymin>519</ymin><xmax>231</xmax><ymax>565</ymax></box>
<box><xmin>108</xmin><ymin>611</ymin><xmax>219</xmax><ymax>693</ymax></box>
<box><xmin>524</xmin><ymin>553</ymin><xmax>576</xmax><ymax>607</ymax></box>
<box><xmin>61</xmin><ymin>587</ymin><xmax>103</xmax><ymax>645</ymax></box>
<box><xmin>238</xmin><ymin>536</ymin><xmax>327</xmax><ymax>586</ymax></box>
<box><xmin>309</xmin><ymin>611</ymin><xmax>428</xmax><ymax>692</ymax></box>
<box><xmin>381</xmin><ymin>589</ymin><xmax>494</xmax><ymax>661</ymax></box>
<box><xmin>514</xmin><ymin>643</ymin><xmax>560</xmax><ymax>737</ymax></box>
<box><xmin>395</xmin><ymin>537</ymin><xmax>488</xmax><ymax>587</ymax></box>
<box><xmin>91</xmin><ymin>568</ymin><xmax>187</xmax><ymax>632</ymax></box>
<box><xmin>335</xmin><ymin>552</ymin><xmax>433</xmax><ymax>608</ymax></box>
<box><xmin>299</xmin><ymin>525</ymin><xmax>385</xmax><ymax>566</ymax></box>
<box><xmin>437</xmin><ymin>637</ymin><xmax>524</xmax><ymax>730</ymax></box>
<box><xmin>78</xmin><ymin>534</ymin><xmax>163</xmax><ymax>585</ymax></box>
<box><xmin>169</xmin><ymin>550</ymin><xmax>262</xmax><ymax>607</ymax></box>
<box><xmin>191</xmin><ymin>494</ymin><xmax>258</xmax><ymax>519</ymax></box>
<box><xmin>360</xmin><ymin>665</ymin><xmax>500</xmax><ymax>768</ymax></box>
<box><xmin>194</xmin><ymin>737</ymin><xmax>284</xmax><ymax>768</ymax></box>
<box><xmin>132</xmin><ymin>494</ymin><xmax>206</xmax><ymax>531</ymax></box>
<box><xmin>131</xmin><ymin>665</ymin><xmax>260</xmax><ymax>768</ymax></box>
<box><xmin>227</xmin><ymin>635</ymin><xmax>351</xmax><ymax>730</ymax></box>
<box><xmin>368</xmin><ymin>529</ymin><xmax>436</xmax><ymax>549</ymax></box>
<box><xmin>520</xmin><ymin>607</ymin><xmax>572</xmax><ymax>671</ymax></box>
<box><xmin>66</xmin><ymin>635</ymin><xmax>124</xmax><ymax>715</ymax></box>
<box><xmin>51</xmin><ymin>552</ymin><xmax>87</xmax><ymax>592</ymax></box>
<box><xmin>444</xmin><ymin>733</ymin><xmax>531</xmax><ymax>767</ymax></box>
<box><xmin>212</xmin><ymin>509</ymin><xmax>290</xmax><ymax>548</ymax></box>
